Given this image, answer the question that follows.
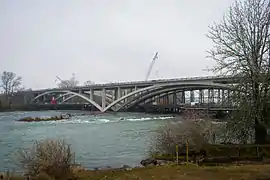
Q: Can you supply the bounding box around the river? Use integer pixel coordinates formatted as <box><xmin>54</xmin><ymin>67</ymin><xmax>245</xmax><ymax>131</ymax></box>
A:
<box><xmin>0</xmin><ymin>111</ymin><xmax>174</xmax><ymax>171</ymax></box>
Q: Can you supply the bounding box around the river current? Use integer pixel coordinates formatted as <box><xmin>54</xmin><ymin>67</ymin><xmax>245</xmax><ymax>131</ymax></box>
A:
<box><xmin>0</xmin><ymin>111</ymin><xmax>174</xmax><ymax>171</ymax></box>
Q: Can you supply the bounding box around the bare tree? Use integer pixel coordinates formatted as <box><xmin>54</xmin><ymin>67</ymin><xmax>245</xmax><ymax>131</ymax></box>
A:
<box><xmin>207</xmin><ymin>0</ymin><xmax>270</xmax><ymax>143</ymax></box>
<box><xmin>0</xmin><ymin>71</ymin><xmax>22</xmax><ymax>96</ymax></box>
<box><xmin>84</xmin><ymin>80</ymin><xmax>95</xmax><ymax>86</ymax></box>
<box><xmin>57</xmin><ymin>73</ymin><xmax>79</xmax><ymax>88</ymax></box>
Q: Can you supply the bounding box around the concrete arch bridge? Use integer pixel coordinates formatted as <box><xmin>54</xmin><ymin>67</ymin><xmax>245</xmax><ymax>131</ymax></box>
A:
<box><xmin>31</xmin><ymin>76</ymin><xmax>237</xmax><ymax>112</ymax></box>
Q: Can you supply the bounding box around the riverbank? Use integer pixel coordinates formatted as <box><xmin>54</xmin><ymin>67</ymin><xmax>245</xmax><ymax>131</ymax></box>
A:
<box><xmin>3</xmin><ymin>164</ymin><xmax>270</xmax><ymax>180</ymax></box>
<box><xmin>74</xmin><ymin>164</ymin><xmax>270</xmax><ymax>180</ymax></box>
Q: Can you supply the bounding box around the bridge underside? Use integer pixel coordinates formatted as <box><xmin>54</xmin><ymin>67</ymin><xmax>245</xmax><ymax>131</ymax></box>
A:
<box><xmin>30</xmin><ymin>83</ymin><xmax>235</xmax><ymax>112</ymax></box>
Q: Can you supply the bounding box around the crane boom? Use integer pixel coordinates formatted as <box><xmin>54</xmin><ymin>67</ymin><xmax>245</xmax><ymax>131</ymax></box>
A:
<box><xmin>56</xmin><ymin>76</ymin><xmax>63</xmax><ymax>82</ymax></box>
<box><xmin>55</xmin><ymin>76</ymin><xmax>69</xmax><ymax>87</ymax></box>
<box><xmin>145</xmin><ymin>52</ymin><xmax>158</xmax><ymax>81</ymax></box>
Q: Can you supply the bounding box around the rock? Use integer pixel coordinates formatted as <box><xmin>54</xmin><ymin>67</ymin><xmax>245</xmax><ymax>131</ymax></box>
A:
<box><xmin>17</xmin><ymin>114</ymin><xmax>71</xmax><ymax>122</ymax></box>
<box><xmin>121</xmin><ymin>165</ymin><xmax>132</xmax><ymax>171</ymax></box>
<box><xmin>99</xmin><ymin>166</ymin><xmax>112</xmax><ymax>170</ymax></box>
<box><xmin>140</xmin><ymin>158</ymin><xmax>158</xmax><ymax>166</ymax></box>
<box><xmin>156</xmin><ymin>160</ymin><xmax>172</xmax><ymax>166</ymax></box>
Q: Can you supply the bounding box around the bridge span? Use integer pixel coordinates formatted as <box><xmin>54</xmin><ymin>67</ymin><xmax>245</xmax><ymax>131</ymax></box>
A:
<box><xmin>26</xmin><ymin>75</ymin><xmax>239</xmax><ymax>112</ymax></box>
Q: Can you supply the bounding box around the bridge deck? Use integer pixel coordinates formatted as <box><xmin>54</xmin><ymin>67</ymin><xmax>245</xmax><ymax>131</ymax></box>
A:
<box><xmin>28</xmin><ymin>75</ymin><xmax>239</xmax><ymax>93</ymax></box>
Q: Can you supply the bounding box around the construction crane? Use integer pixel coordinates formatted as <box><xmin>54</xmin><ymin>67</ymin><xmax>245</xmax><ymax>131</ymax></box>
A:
<box><xmin>55</xmin><ymin>76</ymin><xmax>69</xmax><ymax>87</ymax></box>
<box><xmin>145</xmin><ymin>52</ymin><xmax>158</xmax><ymax>81</ymax></box>
<box><xmin>55</xmin><ymin>76</ymin><xmax>63</xmax><ymax>83</ymax></box>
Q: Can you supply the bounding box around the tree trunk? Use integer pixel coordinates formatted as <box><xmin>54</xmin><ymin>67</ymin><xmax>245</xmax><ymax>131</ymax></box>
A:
<box><xmin>254</xmin><ymin>118</ymin><xmax>267</xmax><ymax>144</ymax></box>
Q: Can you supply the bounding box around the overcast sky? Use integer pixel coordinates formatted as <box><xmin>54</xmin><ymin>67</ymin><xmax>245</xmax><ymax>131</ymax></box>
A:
<box><xmin>0</xmin><ymin>0</ymin><xmax>235</xmax><ymax>89</ymax></box>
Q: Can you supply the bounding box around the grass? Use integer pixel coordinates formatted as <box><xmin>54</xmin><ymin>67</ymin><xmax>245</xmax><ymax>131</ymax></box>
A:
<box><xmin>73</xmin><ymin>164</ymin><xmax>270</xmax><ymax>180</ymax></box>
<box><xmin>3</xmin><ymin>164</ymin><xmax>270</xmax><ymax>179</ymax></box>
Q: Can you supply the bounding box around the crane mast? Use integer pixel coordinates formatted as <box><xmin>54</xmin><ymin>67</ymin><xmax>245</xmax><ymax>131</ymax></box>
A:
<box><xmin>145</xmin><ymin>52</ymin><xmax>158</xmax><ymax>81</ymax></box>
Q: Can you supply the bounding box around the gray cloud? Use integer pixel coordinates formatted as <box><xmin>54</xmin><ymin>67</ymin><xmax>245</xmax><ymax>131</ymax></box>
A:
<box><xmin>0</xmin><ymin>0</ymin><xmax>235</xmax><ymax>89</ymax></box>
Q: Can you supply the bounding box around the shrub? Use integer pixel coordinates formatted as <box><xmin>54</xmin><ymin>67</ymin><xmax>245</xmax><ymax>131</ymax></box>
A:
<box><xmin>14</xmin><ymin>139</ymin><xmax>75</xmax><ymax>179</ymax></box>
<box><xmin>149</xmin><ymin>110</ymin><xmax>222</xmax><ymax>156</ymax></box>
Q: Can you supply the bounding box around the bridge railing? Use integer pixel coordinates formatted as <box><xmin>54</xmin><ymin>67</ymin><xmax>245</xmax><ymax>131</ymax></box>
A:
<box><xmin>29</xmin><ymin>75</ymin><xmax>239</xmax><ymax>93</ymax></box>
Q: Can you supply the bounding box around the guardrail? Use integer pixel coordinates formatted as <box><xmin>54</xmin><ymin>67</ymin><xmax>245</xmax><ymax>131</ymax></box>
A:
<box><xmin>28</xmin><ymin>75</ymin><xmax>240</xmax><ymax>93</ymax></box>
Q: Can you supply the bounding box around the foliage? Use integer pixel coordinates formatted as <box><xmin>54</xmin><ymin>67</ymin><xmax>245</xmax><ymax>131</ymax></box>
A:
<box><xmin>207</xmin><ymin>0</ymin><xmax>270</xmax><ymax>143</ymax></box>
<box><xmin>14</xmin><ymin>139</ymin><xmax>75</xmax><ymax>179</ymax></box>
<box><xmin>0</xmin><ymin>71</ymin><xmax>22</xmax><ymax>96</ymax></box>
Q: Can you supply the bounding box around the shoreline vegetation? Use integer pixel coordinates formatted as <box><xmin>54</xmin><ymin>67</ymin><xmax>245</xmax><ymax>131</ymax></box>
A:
<box><xmin>2</xmin><ymin>164</ymin><xmax>270</xmax><ymax>180</ymax></box>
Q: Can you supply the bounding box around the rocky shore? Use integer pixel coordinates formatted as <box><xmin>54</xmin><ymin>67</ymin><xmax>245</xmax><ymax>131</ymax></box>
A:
<box><xmin>17</xmin><ymin>113</ymin><xmax>72</xmax><ymax>122</ymax></box>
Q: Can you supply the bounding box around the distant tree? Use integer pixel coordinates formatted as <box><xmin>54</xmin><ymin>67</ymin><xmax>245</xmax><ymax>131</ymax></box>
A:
<box><xmin>84</xmin><ymin>80</ymin><xmax>95</xmax><ymax>86</ymax></box>
<box><xmin>0</xmin><ymin>71</ymin><xmax>22</xmax><ymax>96</ymax></box>
<box><xmin>207</xmin><ymin>0</ymin><xmax>270</xmax><ymax>143</ymax></box>
<box><xmin>57</xmin><ymin>73</ymin><xmax>79</xmax><ymax>88</ymax></box>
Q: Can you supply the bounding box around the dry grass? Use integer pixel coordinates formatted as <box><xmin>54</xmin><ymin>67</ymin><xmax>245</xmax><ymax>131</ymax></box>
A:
<box><xmin>75</xmin><ymin>164</ymin><xmax>270</xmax><ymax>180</ymax></box>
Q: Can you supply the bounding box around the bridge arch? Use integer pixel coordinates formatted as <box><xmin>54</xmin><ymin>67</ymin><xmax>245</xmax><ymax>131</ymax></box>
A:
<box><xmin>102</xmin><ymin>82</ymin><xmax>233</xmax><ymax>112</ymax></box>
<box><xmin>55</xmin><ymin>92</ymin><xmax>114</xmax><ymax>103</ymax></box>
<box><xmin>31</xmin><ymin>90</ymin><xmax>103</xmax><ymax>111</ymax></box>
<box><xmin>117</xmin><ymin>86</ymin><xmax>188</xmax><ymax>111</ymax></box>
<box><xmin>119</xmin><ymin>85</ymin><xmax>233</xmax><ymax>111</ymax></box>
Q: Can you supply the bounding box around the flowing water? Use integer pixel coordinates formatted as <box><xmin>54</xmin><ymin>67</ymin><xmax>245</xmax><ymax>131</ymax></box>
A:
<box><xmin>0</xmin><ymin>111</ymin><xmax>174</xmax><ymax>171</ymax></box>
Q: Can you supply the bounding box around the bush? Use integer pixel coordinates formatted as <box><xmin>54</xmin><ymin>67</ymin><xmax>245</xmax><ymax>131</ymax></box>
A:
<box><xmin>150</xmin><ymin>116</ymin><xmax>220</xmax><ymax>156</ymax></box>
<box><xmin>14</xmin><ymin>139</ymin><xmax>75</xmax><ymax>179</ymax></box>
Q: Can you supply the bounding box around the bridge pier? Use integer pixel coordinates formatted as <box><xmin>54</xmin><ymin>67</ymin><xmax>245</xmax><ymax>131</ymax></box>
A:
<box><xmin>208</xmin><ymin>88</ymin><xmax>214</xmax><ymax>104</ymax></box>
<box><xmin>90</xmin><ymin>89</ymin><xmax>94</xmax><ymax>100</ymax></box>
<box><xmin>217</xmin><ymin>89</ymin><xmax>221</xmax><ymax>104</ymax></box>
<box><xmin>190</xmin><ymin>90</ymin><xmax>195</xmax><ymax>102</ymax></box>
<box><xmin>181</xmin><ymin>91</ymin><xmax>185</xmax><ymax>104</ymax></box>
<box><xmin>222</xmin><ymin>89</ymin><xmax>225</xmax><ymax>105</ymax></box>
<box><xmin>227</xmin><ymin>90</ymin><xmax>231</xmax><ymax>106</ymax></box>
<box><xmin>173</xmin><ymin>91</ymin><xmax>177</xmax><ymax>107</ymax></box>
<box><xmin>199</xmin><ymin>89</ymin><xmax>204</xmax><ymax>104</ymax></box>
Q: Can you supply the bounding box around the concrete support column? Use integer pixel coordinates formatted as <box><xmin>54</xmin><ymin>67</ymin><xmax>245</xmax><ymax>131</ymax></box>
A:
<box><xmin>101</xmin><ymin>88</ymin><xmax>106</xmax><ymax>109</ymax></box>
<box><xmin>43</xmin><ymin>95</ymin><xmax>46</xmax><ymax>103</ymax></box>
<box><xmin>190</xmin><ymin>90</ymin><xmax>195</xmax><ymax>103</ymax></box>
<box><xmin>117</xmin><ymin>87</ymin><xmax>121</xmax><ymax>100</ymax></box>
<box><xmin>124</xmin><ymin>89</ymin><xmax>128</xmax><ymax>103</ymax></box>
<box><xmin>199</xmin><ymin>89</ymin><xmax>204</xmax><ymax>104</ymax></box>
<box><xmin>181</xmin><ymin>91</ymin><xmax>185</xmax><ymax>104</ymax></box>
<box><xmin>157</xmin><ymin>94</ymin><xmax>161</xmax><ymax>104</ymax></box>
<box><xmin>134</xmin><ymin>86</ymin><xmax>137</xmax><ymax>97</ymax></box>
<box><xmin>211</xmin><ymin>89</ymin><xmax>215</xmax><ymax>103</ymax></box>
<box><xmin>166</xmin><ymin>93</ymin><xmax>169</xmax><ymax>104</ymax></box>
<box><xmin>217</xmin><ymin>89</ymin><xmax>221</xmax><ymax>104</ymax></box>
<box><xmin>113</xmin><ymin>88</ymin><xmax>117</xmax><ymax>100</ymax></box>
<box><xmin>173</xmin><ymin>91</ymin><xmax>177</xmax><ymax>107</ymax></box>
<box><xmin>207</xmin><ymin>89</ymin><xmax>211</xmax><ymax>103</ymax></box>
<box><xmin>207</xmin><ymin>89</ymin><xmax>213</xmax><ymax>103</ymax></box>
<box><xmin>90</xmin><ymin>89</ymin><xmax>94</xmax><ymax>100</ymax></box>
<box><xmin>221</xmin><ymin>89</ymin><xmax>225</xmax><ymax>105</ymax></box>
<box><xmin>227</xmin><ymin>90</ymin><xmax>231</xmax><ymax>106</ymax></box>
